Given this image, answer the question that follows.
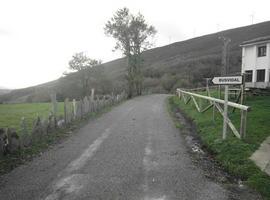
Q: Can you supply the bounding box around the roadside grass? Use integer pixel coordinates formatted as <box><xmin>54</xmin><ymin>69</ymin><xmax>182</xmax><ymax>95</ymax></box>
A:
<box><xmin>0</xmin><ymin>103</ymin><xmax>113</xmax><ymax>175</ymax></box>
<box><xmin>169</xmin><ymin>95</ymin><xmax>270</xmax><ymax>199</ymax></box>
<box><xmin>175</xmin><ymin>122</ymin><xmax>184</xmax><ymax>130</ymax></box>
<box><xmin>0</xmin><ymin>102</ymin><xmax>64</xmax><ymax>132</ymax></box>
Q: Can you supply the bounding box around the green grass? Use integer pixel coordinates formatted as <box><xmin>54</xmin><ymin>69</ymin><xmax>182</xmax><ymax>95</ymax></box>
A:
<box><xmin>0</xmin><ymin>102</ymin><xmax>64</xmax><ymax>132</ymax></box>
<box><xmin>0</xmin><ymin>101</ymin><xmax>115</xmax><ymax>175</ymax></box>
<box><xmin>169</xmin><ymin>94</ymin><xmax>270</xmax><ymax>199</ymax></box>
<box><xmin>175</xmin><ymin>122</ymin><xmax>184</xmax><ymax>129</ymax></box>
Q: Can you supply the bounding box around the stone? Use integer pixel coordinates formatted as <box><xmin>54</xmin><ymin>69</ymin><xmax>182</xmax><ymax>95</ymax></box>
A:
<box><xmin>250</xmin><ymin>136</ymin><xmax>270</xmax><ymax>176</ymax></box>
<box><xmin>41</xmin><ymin>118</ymin><xmax>49</xmax><ymax>134</ymax></box>
<box><xmin>72</xmin><ymin>99</ymin><xmax>77</xmax><ymax>119</ymax></box>
<box><xmin>64</xmin><ymin>98</ymin><xmax>73</xmax><ymax>124</ymax></box>
<box><xmin>7</xmin><ymin>128</ymin><xmax>20</xmax><ymax>153</ymax></box>
<box><xmin>21</xmin><ymin>133</ymin><xmax>31</xmax><ymax>147</ymax></box>
<box><xmin>57</xmin><ymin>119</ymin><xmax>65</xmax><ymax>128</ymax></box>
<box><xmin>47</xmin><ymin>113</ymin><xmax>55</xmax><ymax>133</ymax></box>
<box><xmin>50</xmin><ymin>93</ymin><xmax>58</xmax><ymax>116</ymax></box>
<box><xmin>93</xmin><ymin>101</ymin><xmax>97</xmax><ymax>112</ymax></box>
<box><xmin>83</xmin><ymin>96</ymin><xmax>89</xmax><ymax>114</ymax></box>
<box><xmin>77</xmin><ymin>100</ymin><xmax>83</xmax><ymax>118</ymax></box>
<box><xmin>20</xmin><ymin>117</ymin><xmax>32</xmax><ymax>147</ymax></box>
<box><xmin>0</xmin><ymin>128</ymin><xmax>7</xmax><ymax>156</ymax></box>
<box><xmin>32</xmin><ymin>116</ymin><xmax>44</xmax><ymax>142</ymax></box>
<box><xmin>90</xmin><ymin>88</ymin><xmax>95</xmax><ymax>101</ymax></box>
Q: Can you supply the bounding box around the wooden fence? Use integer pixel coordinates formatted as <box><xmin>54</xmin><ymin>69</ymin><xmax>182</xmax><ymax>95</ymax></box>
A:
<box><xmin>0</xmin><ymin>92</ymin><xmax>127</xmax><ymax>156</ymax></box>
<box><xmin>176</xmin><ymin>88</ymin><xmax>250</xmax><ymax>140</ymax></box>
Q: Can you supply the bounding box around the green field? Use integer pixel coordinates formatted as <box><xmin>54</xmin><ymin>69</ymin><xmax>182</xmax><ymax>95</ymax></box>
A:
<box><xmin>169</xmin><ymin>94</ymin><xmax>270</xmax><ymax>199</ymax></box>
<box><xmin>0</xmin><ymin>102</ymin><xmax>64</xmax><ymax>132</ymax></box>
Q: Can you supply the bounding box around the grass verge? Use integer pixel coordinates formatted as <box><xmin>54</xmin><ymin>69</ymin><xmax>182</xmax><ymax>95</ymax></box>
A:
<box><xmin>168</xmin><ymin>95</ymin><xmax>270</xmax><ymax>199</ymax></box>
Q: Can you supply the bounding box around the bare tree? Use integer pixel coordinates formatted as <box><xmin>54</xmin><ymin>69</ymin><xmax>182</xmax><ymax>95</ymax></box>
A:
<box><xmin>104</xmin><ymin>7</ymin><xmax>156</xmax><ymax>98</ymax></box>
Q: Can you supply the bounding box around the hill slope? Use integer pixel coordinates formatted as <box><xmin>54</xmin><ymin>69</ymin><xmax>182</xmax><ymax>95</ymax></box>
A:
<box><xmin>103</xmin><ymin>21</ymin><xmax>270</xmax><ymax>77</ymax></box>
<box><xmin>0</xmin><ymin>89</ymin><xmax>11</xmax><ymax>95</ymax></box>
<box><xmin>2</xmin><ymin>21</ymin><xmax>270</xmax><ymax>102</ymax></box>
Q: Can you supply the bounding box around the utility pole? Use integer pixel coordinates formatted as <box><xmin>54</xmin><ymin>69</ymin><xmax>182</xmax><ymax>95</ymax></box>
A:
<box><xmin>218</xmin><ymin>36</ymin><xmax>231</xmax><ymax>139</ymax></box>
<box><xmin>216</xmin><ymin>23</ymin><xmax>220</xmax><ymax>32</ymax></box>
<box><xmin>193</xmin><ymin>29</ymin><xmax>196</xmax><ymax>37</ymax></box>
<box><xmin>219</xmin><ymin>36</ymin><xmax>231</xmax><ymax>76</ymax></box>
<box><xmin>250</xmin><ymin>13</ymin><xmax>255</xmax><ymax>25</ymax></box>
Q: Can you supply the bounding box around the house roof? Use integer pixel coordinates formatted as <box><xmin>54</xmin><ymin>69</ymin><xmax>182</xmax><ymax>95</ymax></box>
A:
<box><xmin>240</xmin><ymin>36</ymin><xmax>270</xmax><ymax>46</ymax></box>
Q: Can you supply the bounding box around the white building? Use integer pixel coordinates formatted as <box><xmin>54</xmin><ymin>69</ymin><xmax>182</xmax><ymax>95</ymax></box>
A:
<box><xmin>241</xmin><ymin>36</ymin><xmax>270</xmax><ymax>88</ymax></box>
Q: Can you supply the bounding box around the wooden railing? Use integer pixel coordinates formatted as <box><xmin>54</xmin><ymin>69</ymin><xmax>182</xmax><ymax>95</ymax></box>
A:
<box><xmin>176</xmin><ymin>88</ymin><xmax>250</xmax><ymax>139</ymax></box>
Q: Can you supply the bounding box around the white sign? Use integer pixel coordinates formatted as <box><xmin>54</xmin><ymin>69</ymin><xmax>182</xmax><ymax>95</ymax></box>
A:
<box><xmin>212</xmin><ymin>76</ymin><xmax>242</xmax><ymax>85</ymax></box>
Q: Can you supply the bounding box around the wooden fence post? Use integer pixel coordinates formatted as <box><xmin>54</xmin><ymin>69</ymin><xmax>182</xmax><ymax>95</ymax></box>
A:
<box><xmin>212</xmin><ymin>104</ymin><xmax>216</xmax><ymax>122</ymax></box>
<box><xmin>240</xmin><ymin>110</ymin><xmax>247</xmax><ymax>138</ymax></box>
<box><xmin>177</xmin><ymin>88</ymin><xmax>249</xmax><ymax>140</ymax></box>
<box><xmin>218</xmin><ymin>85</ymin><xmax>221</xmax><ymax>99</ymax></box>
<box><xmin>222</xmin><ymin>85</ymin><xmax>229</xmax><ymax>140</ymax></box>
<box><xmin>241</xmin><ymin>73</ymin><xmax>246</xmax><ymax>105</ymax></box>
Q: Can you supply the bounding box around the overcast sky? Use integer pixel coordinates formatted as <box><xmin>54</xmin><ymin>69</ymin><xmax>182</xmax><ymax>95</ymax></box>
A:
<box><xmin>1</xmin><ymin>0</ymin><xmax>270</xmax><ymax>89</ymax></box>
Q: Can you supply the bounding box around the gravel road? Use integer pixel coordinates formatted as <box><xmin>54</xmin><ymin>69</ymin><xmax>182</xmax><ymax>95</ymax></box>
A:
<box><xmin>0</xmin><ymin>94</ymin><xmax>235</xmax><ymax>200</ymax></box>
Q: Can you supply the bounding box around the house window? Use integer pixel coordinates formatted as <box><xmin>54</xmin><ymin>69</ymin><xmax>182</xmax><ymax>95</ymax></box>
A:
<box><xmin>256</xmin><ymin>69</ymin><xmax>265</xmax><ymax>82</ymax></box>
<box><xmin>258</xmin><ymin>45</ymin><xmax>266</xmax><ymax>57</ymax></box>
<box><xmin>245</xmin><ymin>70</ymin><xmax>253</xmax><ymax>82</ymax></box>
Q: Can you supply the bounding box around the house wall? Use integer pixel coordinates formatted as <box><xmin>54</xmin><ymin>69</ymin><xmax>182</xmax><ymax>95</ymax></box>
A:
<box><xmin>241</xmin><ymin>42</ymin><xmax>270</xmax><ymax>88</ymax></box>
<box><xmin>242</xmin><ymin>46</ymin><xmax>256</xmax><ymax>71</ymax></box>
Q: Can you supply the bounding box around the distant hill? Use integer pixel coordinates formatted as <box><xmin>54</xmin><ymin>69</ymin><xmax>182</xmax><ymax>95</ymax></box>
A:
<box><xmin>1</xmin><ymin>21</ymin><xmax>270</xmax><ymax>103</ymax></box>
<box><xmin>0</xmin><ymin>87</ymin><xmax>11</xmax><ymax>96</ymax></box>
<box><xmin>0</xmin><ymin>89</ymin><xmax>11</xmax><ymax>95</ymax></box>
<box><xmin>0</xmin><ymin>81</ymin><xmax>58</xmax><ymax>103</ymax></box>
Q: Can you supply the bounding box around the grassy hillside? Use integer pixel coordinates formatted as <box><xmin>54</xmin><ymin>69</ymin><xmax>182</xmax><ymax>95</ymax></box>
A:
<box><xmin>2</xmin><ymin>21</ymin><xmax>270</xmax><ymax>102</ymax></box>
<box><xmin>101</xmin><ymin>21</ymin><xmax>270</xmax><ymax>77</ymax></box>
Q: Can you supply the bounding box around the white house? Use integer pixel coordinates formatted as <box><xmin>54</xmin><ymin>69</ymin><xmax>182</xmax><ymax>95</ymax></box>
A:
<box><xmin>240</xmin><ymin>36</ymin><xmax>270</xmax><ymax>88</ymax></box>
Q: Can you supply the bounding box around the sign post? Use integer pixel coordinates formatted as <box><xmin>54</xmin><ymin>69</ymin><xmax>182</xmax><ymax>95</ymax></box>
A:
<box><xmin>212</xmin><ymin>75</ymin><xmax>243</xmax><ymax>140</ymax></box>
<box><xmin>212</xmin><ymin>76</ymin><xmax>242</xmax><ymax>85</ymax></box>
<box><xmin>223</xmin><ymin>85</ymin><xmax>228</xmax><ymax>139</ymax></box>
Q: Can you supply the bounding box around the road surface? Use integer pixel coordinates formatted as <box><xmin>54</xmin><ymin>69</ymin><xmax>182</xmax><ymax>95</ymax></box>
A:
<box><xmin>0</xmin><ymin>94</ymin><xmax>230</xmax><ymax>199</ymax></box>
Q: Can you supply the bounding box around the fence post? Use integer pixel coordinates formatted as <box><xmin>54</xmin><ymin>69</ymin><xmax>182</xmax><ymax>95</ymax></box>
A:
<box><xmin>72</xmin><ymin>99</ymin><xmax>77</xmax><ymax>119</ymax></box>
<box><xmin>241</xmin><ymin>73</ymin><xmax>246</xmax><ymax>105</ymax></box>
<box><xmin>64</xmin><ymin>98</ymin><xmax>69</xmax><ymax>124</ymax></box>
<box><xmin>222</xmin><ymin>85</ymin><xmax>229</xmax><ymax>139</ymax></box>
<box><xmin>212</xmin><ymin>104</ymin><xmax>216</xmax><ymax>122</ymax></box>
<box><xmin>91</xmin><ymin>88</ymin><xmax>95</xmax><ymax>101</ymax></box>
<box><xmin>240</xmin><ymin>110</ymin><xmax>247</xmax><ymax>138</ymax></box>
<box><xmin>50</xmin><ymin>93</ymin><xmax>58</xmax><ymax>128</ymax></box>
<box><xmin>80</xmin><ymin>99</ymin><xmax>83</xmax><ymax>119</ymax></box>
<box><xmin>218</xmin><ymin>85</ymin><xmax>221</xmax><ymax>99</ymax></box>
<box><xmin>50</xmin><ymin>93</ymin><xmax>57</xmax><ymax>116</ymax></box>
<box><xmin>83</xmin><ymin>96</ymin><xmax>89</xmax><ymax>114</ymax></box>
